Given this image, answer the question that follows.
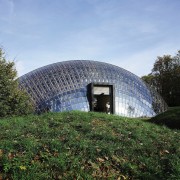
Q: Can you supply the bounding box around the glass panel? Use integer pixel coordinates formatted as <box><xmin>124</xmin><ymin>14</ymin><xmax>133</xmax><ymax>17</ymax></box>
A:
<box><xmin>19</xmin><ymin>60</ymin><xmax>168</xmax><ymax>117</ymax></box>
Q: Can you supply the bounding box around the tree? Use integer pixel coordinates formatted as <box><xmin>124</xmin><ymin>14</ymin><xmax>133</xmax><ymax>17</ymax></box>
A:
<box><xmin>142</xmin><ymin>50</ymin><xmax>180</xmax><ymax>107</ymax></box>
<box><xmin>0</xmin><ymin>48</ymin><xmax>34</xmax><ymax>117</ymax></box>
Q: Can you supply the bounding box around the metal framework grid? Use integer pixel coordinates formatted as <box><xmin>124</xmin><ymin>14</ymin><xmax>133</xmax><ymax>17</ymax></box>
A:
<box><xmin>19</xmin><ymin>60</ymin><xmax>168</xmax><ymax>117</ymax></box>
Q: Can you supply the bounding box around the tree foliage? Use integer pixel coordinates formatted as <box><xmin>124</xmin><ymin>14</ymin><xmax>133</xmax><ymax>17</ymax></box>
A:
<box><xmin>142</xmin><ymin>50</ymin><xmax>180</xmax><ymax>107</ymax></box>
<box><xmin>0</xmin><ymin>48</ymin><xmax>34</xmax><ymax>117</ymax></box>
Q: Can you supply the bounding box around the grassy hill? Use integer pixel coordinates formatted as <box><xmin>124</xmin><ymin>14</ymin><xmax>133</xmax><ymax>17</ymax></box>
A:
<box><xmin>149</xmin><ymin>107</ymin><xmax>180</xmax><ymax>129</ymax></box>
<box><xmin>0</xmin><ymin>111</ymin><xmax>179</xmax><ymax>179</ymax></box>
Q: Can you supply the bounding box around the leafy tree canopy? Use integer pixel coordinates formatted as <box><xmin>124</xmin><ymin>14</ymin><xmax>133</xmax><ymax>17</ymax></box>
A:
<box><xmin>0</xmin><ymin>48</ymin><xmax>34</xmax><ymax>117</ymax></box>
<box><xmin>142</xmin><ymin>50</ymin><xmax>180</xmax><ymax>106</ymax></box>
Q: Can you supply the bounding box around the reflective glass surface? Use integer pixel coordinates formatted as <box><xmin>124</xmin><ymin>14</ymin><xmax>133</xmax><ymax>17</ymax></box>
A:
<box><xmin>19</xmin><ymin>60</ymin><xmax>168</xmax><ymax>117</ymax></box>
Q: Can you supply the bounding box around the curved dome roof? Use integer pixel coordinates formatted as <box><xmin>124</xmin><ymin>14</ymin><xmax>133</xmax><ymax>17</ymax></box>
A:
<box><xmin>19</xmin><ymin>60</ymin><xmax>167</xmax><ymax>117</ymax></box>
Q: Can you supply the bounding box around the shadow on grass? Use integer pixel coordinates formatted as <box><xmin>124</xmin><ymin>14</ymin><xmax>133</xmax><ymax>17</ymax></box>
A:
<box><xmin>145</xmin><ymin>107</ymin><xmax>180</xmax><ymax>130</ymax></box>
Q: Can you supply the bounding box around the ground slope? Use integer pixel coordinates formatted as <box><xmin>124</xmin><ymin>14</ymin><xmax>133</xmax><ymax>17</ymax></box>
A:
<box><xmin>0</xmin><ymin>111</ymin><xmax>179</xmax><ymax>179</ymax></box>
<box><xmin>149</xmin><ymin>106</ymin><xmax>180</xmax><ymax>129</ymax></box>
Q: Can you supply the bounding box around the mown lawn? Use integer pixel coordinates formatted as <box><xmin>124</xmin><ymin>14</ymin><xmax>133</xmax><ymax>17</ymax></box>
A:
<box><xmin>0</xmin><ymin>111</ymin><xmax>180</xmax><ymax>179</ymax></box>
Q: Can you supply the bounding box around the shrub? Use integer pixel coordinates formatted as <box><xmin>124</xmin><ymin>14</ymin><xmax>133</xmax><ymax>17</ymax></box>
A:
<box><xmin>0</xmin><ymin>48</ymin><xmax>34</xmax><ymax>117</ymax></box>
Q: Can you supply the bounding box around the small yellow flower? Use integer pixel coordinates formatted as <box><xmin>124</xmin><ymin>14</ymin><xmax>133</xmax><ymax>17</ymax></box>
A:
<box><xmin>19</xmin><ymin>166</ymin><xmax>26</xmax><ymax>170</ymax></box>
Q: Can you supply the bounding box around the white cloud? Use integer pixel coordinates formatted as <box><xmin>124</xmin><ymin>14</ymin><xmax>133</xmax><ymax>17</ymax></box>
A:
<box><xmin>1</xmin><ymin>0</ymin><xmax>180</xmax><ymax>78</ymax></box>
<box><xmin>15</xmin><ymin>60</ymin><xmax>25</xmax><ymax>77</ymax></box>
<box><xmin>114</xmin><ymin>44</ymin><xmax>179</xmax><ymax>77</ymax></box>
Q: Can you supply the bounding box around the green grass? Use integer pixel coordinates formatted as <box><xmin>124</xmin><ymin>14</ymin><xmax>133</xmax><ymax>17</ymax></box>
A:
<box><xmin>149</xmin><ymin>107</ymin><xmax>180</xmax><ymax>129</ymax></box>
<box><xmin>0</xmin><ymin>111</ymin><xmax>180</xmax><ymax>179</ymax></box>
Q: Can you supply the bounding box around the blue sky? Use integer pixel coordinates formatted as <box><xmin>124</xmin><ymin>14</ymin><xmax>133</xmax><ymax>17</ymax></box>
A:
<box><xmin>0</xmin><ymin>0</ymin><xmax>180</xmax><ymax>77</ymax></box>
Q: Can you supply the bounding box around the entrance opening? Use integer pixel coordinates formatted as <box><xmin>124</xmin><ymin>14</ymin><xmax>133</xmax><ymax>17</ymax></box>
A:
<box><xmin>88</xmin><ymin>84</ymin><xmax>114</xmax><ymax>114</ymax></box>
<box><xmin>94</xmin><ymin>94</ymin><xmax>111</xmax><ymax>113</ymax></box>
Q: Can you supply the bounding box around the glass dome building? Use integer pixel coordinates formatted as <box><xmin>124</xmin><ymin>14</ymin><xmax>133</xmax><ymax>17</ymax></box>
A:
<box><xmin>19</xmin><ymin>60</ymin><xmax>168</xmax><ymax>117</ymax></box>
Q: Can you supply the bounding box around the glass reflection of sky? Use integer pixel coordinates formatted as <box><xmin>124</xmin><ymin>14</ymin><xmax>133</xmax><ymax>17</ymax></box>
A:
<box><xmin>19</xmin><ymin>60</ymin><xmax>168</xmax><ymax>117</ymax></box>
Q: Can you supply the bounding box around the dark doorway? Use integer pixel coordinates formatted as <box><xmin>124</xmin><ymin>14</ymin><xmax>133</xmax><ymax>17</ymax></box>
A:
<box><xmin>88</xmin><ymin>84</ymin><xmax>114</xmax><ymax>114</ymax></box>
